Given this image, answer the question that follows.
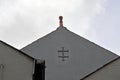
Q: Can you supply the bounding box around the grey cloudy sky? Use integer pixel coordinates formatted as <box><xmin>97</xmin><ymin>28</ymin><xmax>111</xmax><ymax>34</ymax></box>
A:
<box><xmin>0</xmin><ymin>0</ymin><xmax>120</xmax><ymax>55</ymax></box>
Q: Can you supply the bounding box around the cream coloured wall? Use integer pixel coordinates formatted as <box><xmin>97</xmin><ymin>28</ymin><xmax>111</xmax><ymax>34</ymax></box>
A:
<box><xmin>83</xmin><ymin>58</ymin><xmax>120</xmax><ymax>80</ymax></box>
<box><xmin>0</xmin><ymin>42</ymin><xmax>34</xmax><ymax>80</ymax></box>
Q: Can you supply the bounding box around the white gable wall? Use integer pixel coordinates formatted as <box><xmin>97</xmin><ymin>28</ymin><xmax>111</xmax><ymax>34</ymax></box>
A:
<box><xmin>0</xmin><ymin>42</ymin><xmax>34</xmax><ymax>80</ymax></box>
<box><xmin>22</xmin><ymin>27</ymin><xmax>118</xmax><ymax>80</ymax></box>
<box><xmin>82</xmin><ymin>57</ymin><xmax>120</xmax><ymax>80</ymax></box>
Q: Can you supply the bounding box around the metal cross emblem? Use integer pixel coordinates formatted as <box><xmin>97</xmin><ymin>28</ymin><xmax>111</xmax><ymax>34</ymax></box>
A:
<box><xmin>58</xmin><ymin>47</ymin><xmax>69</xmax><ymax>61</ymax></box>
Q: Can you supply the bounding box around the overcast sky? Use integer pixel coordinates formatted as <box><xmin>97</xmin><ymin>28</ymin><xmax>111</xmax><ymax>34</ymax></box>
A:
<box><xmin>0</xmin><ymin>0</ymin><xmax>120</xmax><ymax>55</ymax></box>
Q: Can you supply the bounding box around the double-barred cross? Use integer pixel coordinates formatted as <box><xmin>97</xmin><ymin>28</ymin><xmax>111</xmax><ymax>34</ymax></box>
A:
<box><xmin>58</xmin><ymin>47</ymin><xmax>69</xmax><ymax>61</ymax></box>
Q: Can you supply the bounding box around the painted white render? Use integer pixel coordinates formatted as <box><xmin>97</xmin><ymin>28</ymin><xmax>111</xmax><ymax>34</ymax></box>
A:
<box><xmin>0</xmin><ymin>41</ymin><xmax>34</xmax><ymax>80</ymax></box>
<box><xmin>82</xmin><ymin>57</ymin><xmax>120</xmax><ymax>80</ymax></box>
<box><xmin>21</xmin><ymin>27</ymin><xmax>119</xmax><ymax>80</ymax></box>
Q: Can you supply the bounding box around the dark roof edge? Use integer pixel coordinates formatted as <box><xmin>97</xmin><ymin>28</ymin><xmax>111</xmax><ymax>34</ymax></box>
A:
<box><xmin>80</xmin><ymin>56</ymin><xmax>120</xmax><ymax>80</ymax></box>
<box><xmin>0</xmin><ymin>40</ymin><xmax>34</xmax><ymax>60</ymax></box>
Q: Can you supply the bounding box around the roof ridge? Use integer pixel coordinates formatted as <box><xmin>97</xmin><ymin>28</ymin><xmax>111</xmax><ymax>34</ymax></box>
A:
<box><xmin>21</xmin><ymin>27</ymin><xmax>118</xmax><ymax>56</ymax></box>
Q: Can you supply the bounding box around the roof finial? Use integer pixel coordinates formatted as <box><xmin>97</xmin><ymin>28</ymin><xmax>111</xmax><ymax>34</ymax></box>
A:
<box><xmin>59</xmin><ymin>16</ymin><xmax>63</xmax><ymax>27</ymax></box>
